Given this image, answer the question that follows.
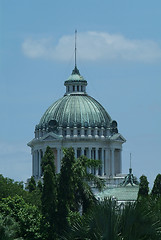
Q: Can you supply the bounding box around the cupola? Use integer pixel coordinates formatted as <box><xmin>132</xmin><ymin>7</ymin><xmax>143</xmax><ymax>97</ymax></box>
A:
<box><xmin>64</xmin><ymin>66</ymin><xmax>87</xmax><ymax>95</ymax></box>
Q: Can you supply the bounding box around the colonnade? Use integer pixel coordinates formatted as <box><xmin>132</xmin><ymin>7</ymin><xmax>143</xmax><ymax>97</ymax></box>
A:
<box><xmin>32</xmin><ymin>147</ymin><xmax>122</xmax><ymax>179</ymax></box>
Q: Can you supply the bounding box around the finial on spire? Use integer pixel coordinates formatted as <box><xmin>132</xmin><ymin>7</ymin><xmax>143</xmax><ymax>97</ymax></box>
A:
<box><xmin>129</xmin><ymin>153</ymin><xmax>132</xmax><ymax>174</ymax></box>
<box><xmin>75</xmin><ymin>29</ymin><xmax>77</xmax><ymax>68</ymax></box>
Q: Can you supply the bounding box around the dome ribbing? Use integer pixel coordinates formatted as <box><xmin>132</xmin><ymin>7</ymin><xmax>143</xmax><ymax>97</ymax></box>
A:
<box><xmin>39</xmin><ymin>94</ymin><xmax>111</xmax><ymax>129</ymax></box>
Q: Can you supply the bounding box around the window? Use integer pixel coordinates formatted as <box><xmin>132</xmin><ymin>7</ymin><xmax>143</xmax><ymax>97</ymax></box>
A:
<box><xmin>71</xmin><ymin>130</ymin><xmax>73</xmax><ymax>136</ymax></box>
<box><xmin>77</xmin><ymin>86</ymin><xmax>79</xmax><ymax>91</ymax></box>
<box><xmin>84</xmin><ymin>149</ymin><xmax>87</xmax><ymax>156</ymax></box>
<box><xmin>91</xmin><ymin>130</ymin><xmax>94</xmax><ymax>136</ymax></box>
<box><xmin>73</xmin><ymin>86</ymin><xmax>75</xmax><ymax>91</ymax></box>
<box><xmin>85</xmin><ymin>130</ymin><xmax>87</xmax><ymax>136</ymax></box>
<box><xmin>81</xmin><ymin>86</ymin><xmax>83</xmax><ymax>91</ymax></box>
<box><xmin>77</xmin><ymin>149</ymin><xmax>81</xmax><ymax>158</ymax></box>
<box><xmin>77</xmin><ymin>130</ymin><xmax>80</xmax><ymax>136</ymax></box>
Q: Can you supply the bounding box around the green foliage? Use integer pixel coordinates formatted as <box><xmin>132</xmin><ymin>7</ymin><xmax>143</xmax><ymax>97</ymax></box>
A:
<box><xmin>0</xmin><ymin>174</ymin><xmax>24</xmax><ymax>200</ymax></box>
<box><xmin>57</xmin><ymin>147</ymin><xmax>76</xmax><ymax>234</ymax></box>
<box><xmin>0</xmin><ymin>214</ymin><xmax>22</xmax><ymax>240</ymax></box>
<box><xmin>0</xmin><ymin>174</ymin><xmax>41</xmax><ymax>208</ymax></box>
<box><xmin>37</xmin><ymin>180</ymin><xmax>43</xmax><ymax>192</ymax></box>
<box><xmin>41</xmin><ymin>146</ymin><xmax>55</xmax><ymax>174</ymax></box>
<box><xmin>138</xmin><ymin>175</ymin><xmax>149</xmax><ymax>198</ymax></box>
<box><xmin>62</xmin><ymin>198</ymin><xmax>161</xmax><ymax>240</ymax></box>
<box><xmin>26</xmin><ymin>176</ymin><xmax>36</xmax><ymax>193</ymax></box>
<box><xmin>120</xmin><ymin>201</ymin><xmax>161</xmax><ymax>240</ymax></box>
<box><xmin>73</xmin><ymin>155</ymin><xmax>104</xmax><ymax>214</ymax></box>
<box><xmin>151</xmin><ymin>174</ymin><xmax>161</xmax><ymax>198</ymax></box>
<box><xmin>57</xmin><ymin>148</ymin><xmax>104</xmax><ymax>235</ymax></box>
<box><xmin>0</xmin><ymin>195</ymin><xmax>41</xmax><ymax>240</ymax></box>
<box><xmin>41</xmin><ymin>147</ymin><xmax>57</xmax><ymax>240</ymax></box>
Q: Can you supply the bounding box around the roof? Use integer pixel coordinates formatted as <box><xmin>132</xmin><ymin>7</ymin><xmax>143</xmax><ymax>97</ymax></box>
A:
<box><xmin>39</xmin><ymin>94</ymin><xmax>112</xmax><ymax>128</ymax></box>
<box><xmin>64</xmin><ymin>66</ymin><xmax>87</xmax><ymax>84</ymax></box>
<box><xmin>97</xmin><ymin>185</ymin><xmax>139</xmax><ymax>202</ymax></box>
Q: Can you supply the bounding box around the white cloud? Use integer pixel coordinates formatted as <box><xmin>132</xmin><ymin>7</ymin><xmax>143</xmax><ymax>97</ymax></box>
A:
<box><xmin>22</xmin><ymin>31</ymin><xmax>161</xmax><ymax>62</ymax></box>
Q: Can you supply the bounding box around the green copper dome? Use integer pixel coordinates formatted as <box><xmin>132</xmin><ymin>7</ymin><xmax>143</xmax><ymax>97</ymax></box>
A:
<box><xmin>39</xmin><ymin>94</ymin><xmax>112</xmax><ymax>129</ymax></box>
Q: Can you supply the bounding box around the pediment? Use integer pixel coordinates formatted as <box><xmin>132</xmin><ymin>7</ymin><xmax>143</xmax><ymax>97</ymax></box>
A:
<box><xmin>110</xmin><ymin>133</ymin><xmax>126</xmax><ymax>143</ymax></box>
<box><xmin>42</xmin><ymin>132</ymin><xmax>62</xmax><ymax>141</ymax></box>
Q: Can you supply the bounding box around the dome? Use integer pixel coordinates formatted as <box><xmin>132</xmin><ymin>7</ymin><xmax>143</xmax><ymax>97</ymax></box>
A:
<box><xmin>39</xmin><ymin>94</ymin><xmax>112</xmax><ymax>129</ymax></box>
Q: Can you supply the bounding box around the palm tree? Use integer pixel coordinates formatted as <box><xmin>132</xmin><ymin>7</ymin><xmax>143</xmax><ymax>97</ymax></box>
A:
<box><xmin>120</xmin><ymin>201</ymin><xmax>161</xmax><ymax>240</ymax></box>
<box><xmin>61</xmin><ymin>198</ymin><xmax>121</xmax><ymax>240</ymax></box>
<box><xmin>62</xmin><ymin>198</ymin><xmax>161</xmax><ymax>240</ymax></box>
<box><xmin>0</xmin><ymin>214</ymin><xmax>23</xmax><ymax>240</ymax></box>
<box><xmin>73</xmin><ymin>155</ymin><xmax>105</xmax><ymax>214</ymax></box>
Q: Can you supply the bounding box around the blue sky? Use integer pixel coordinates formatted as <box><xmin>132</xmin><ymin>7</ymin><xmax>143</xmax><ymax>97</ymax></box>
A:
<box><xmin>1</xmin><ymin>0</ymin><xmax>161</xmax><ymax>188</ymax></box>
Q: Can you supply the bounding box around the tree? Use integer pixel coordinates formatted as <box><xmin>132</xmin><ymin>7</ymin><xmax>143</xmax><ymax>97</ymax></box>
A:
<box><xmin>41</xmin><ymin>146</ymin><xmax>55</xmax><ymax>174</ymax></box>
<box><xmin>62</xmin><ymin>199</ymin><xmax>161</xmax><ymax>240</ymax></box>
<box><xmin>0</xmin><ymin>214</ymin><xmax>22</xmax><ymax>240</ymax></box>
<box><xmin>0</xmin><ymin>195</ymin><xmax>41</xmax><ymax>240</ymax></box>
<box><xmin>73</xmin><ymin>155</ymin><xmax>104</xmax><ymax>214</ymax></box>
<box><xmin>57</xmin><ymin>148</ymin><xmax>104</xmax><ymax>236</ymax></box>
<box><xmin>41</xmin><ymin>146</ymin><xmax>57</xmax><ymax>240</ymax></box>
<box><xmin>0</xmin><ymin>174</ymin><xmax>24</xmax><ymax>200</ymax></box>
<box><xmin>57</xmin><ymin>147</ymin><xmax>76</xmax><ymax>234</ymax></box>
<box><xmin>138</xmin><ymin>175</ymin><xmax>149</xmax><ymax>198</ymax></box>
<box><xmin>151</xmin><ymin>174</ymin><xmax>161</xmax><ymax>198</ymax></box>
<box><xmin>27</xmin><ymin>176</ymin><xmax>36</xmax><ymax>193</ymax></box>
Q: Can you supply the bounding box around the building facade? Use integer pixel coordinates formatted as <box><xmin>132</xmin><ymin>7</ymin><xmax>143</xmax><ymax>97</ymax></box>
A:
<box><xmin>28</xmin><ymin>66</ymin><xmax>126</xmax><ymax>184</ymax></box>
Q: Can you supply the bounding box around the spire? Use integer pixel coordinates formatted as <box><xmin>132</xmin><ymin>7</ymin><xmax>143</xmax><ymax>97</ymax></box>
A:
<box><xmin>75</xmin><ymin>29</ymin><xmax>77</xmax><ymax>68</ymax></box>
<box><xmin>72</xmin><ymin>30</ymin><xmax>80</xmax><ymax>75</ymax></box>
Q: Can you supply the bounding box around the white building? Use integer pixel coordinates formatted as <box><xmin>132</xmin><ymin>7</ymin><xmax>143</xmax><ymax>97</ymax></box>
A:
<box><xmin>28</xmin><ymin>65</ymin><xmax>126</xmax><ymax>185</ymax></box>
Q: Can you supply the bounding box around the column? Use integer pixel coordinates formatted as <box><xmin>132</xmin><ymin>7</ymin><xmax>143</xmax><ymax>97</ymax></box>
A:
<box><xmin>88</xmin><ymin>147</ymin><xmax>92</xmax><ymax>173</ymax></box>
<box><xmin>73</xmin><ymin>127</ymin><xmax>77</xmax><ymax>138</ymax></box>
<box><xmin>81</xmin><ymin>127</ymin><xmax>85</xmax><ymax>138</ymax></box>
<box><xmin>91</xmin><ymin>148</ymin><xmax>94</xmax><ymax>174</ymax></box>
<box><xmin>95</xmin><ymin>148</ymin><xmax>98</xmax><ymax>175</ymax></box>
<box><xmin>59</xmin><ymin>127</ymin><xmax>63</xmax><ymax>137</ymax></box>
<box><xmin>105</xmin><ymin>148</ymin><xmax>110</xmax><ymax>177</ymax></box>
<box><xmin>119</xmin><ymin>149</ymin><xmax>122</xmax><ymax>174</ymax></box>
<box><xmin>34</xmin><ymin>151</ymin><xmax>38</xmax><ymax>177</ymax></box>
<box><xmin>42</xmin><ymin>127</ymin><xmax>46</xmax><ymax>136</ymax></box>
<box><xmin>101</xmin><ymin>127</ymin><xmax>105</xmax><ymax>138</ymax></box>
<box><xmin>32</xmin><ymin>151</ymin><xmax>34</xmax><ymax>176</ymax></box>
<box><xmin>39</xmin><ymin>129</ymin><xmax>42</xmax><ymax>138</ymax></box>
<box><xmin>101</xmin><ymin>148</ymin><xmax>105</xmax><ymax>176</ymax></box>
<box><xmin>74</xmin><ymin>148</ymin><xmax>77</xmax><ymax>158</ymax></box>
<box><xmin>111</xmin><ymin>148</ymin><xmax>115</xmax><ymax>176</ymax></box>
<box><xmin>94</xmin><ymin>127</ymin><xmax>99</xmax><ymax>138</ymax></box>
<box><xmin>88</xmin><ymin>127</ymin><xmax>92</xmax><ymax>138</ymax></box>
<box><xmin>66</xmin><ymin>127</ymin><xmax>70</xmax><ymax>138</ymax></box>
<box><xmin>81</xmin><ymin>147</ymin><xmax>85</xmax><ymax>156</ymax></box>
<box><xmin>39</xmin><ymin>150</ymin><xmax>41</xmax><ymax>177</ymax></box>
